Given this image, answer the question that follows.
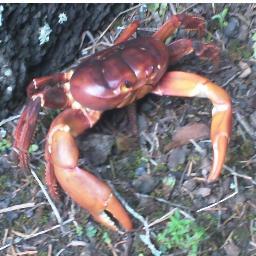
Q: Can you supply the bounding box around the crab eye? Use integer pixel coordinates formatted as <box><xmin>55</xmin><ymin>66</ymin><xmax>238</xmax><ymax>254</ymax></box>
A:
<box><xmin>119</xmin><ymin>80</ymin><xmax>133</xmax><ymax>93</ymax></box>
<box><xmin>124</xmin><ymin>80</ymin><xmax>133</xmax><ymax>88</ymax></box>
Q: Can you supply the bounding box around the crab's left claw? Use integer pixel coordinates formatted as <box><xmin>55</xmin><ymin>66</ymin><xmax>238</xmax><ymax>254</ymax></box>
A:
<box><xmin>153</xmin><ymin>71</ymin><xmax>232</xmax><ymax>182</ymax></box>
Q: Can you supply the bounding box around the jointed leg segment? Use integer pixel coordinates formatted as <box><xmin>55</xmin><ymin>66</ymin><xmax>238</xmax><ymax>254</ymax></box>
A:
<box><xmin>153</xmin><ymin>71</ymin><xmax>232</xmax><ymax>182</ymax></box>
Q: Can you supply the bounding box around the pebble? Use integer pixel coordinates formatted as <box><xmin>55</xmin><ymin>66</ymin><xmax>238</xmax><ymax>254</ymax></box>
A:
<box><xmin>238</xmin><ymin>24</ymin><xmax>249</xmax><ymax>42</ymax></box>
<box><xmin>183</xmin><ymin>179</ymin><xmax>197</xmax><ymax>192</ymax></box>
<box><xmin>135</xmin><ymin>166</ymin><xmax>147</xmax><ymax>176</ymax></box>
<box><xmin>79</xmin><ymin>134</ymin><xmax>114</xmax><ymax>165</ymax></box>
<box><xmin>224</xmin><ymin>17</ymin><xmax>240</xmax><ymax>38</ymax></box>
<box><xmin>133</xmin><ymin>174</ymin><xmax>159</xmax><ymax>194</ymax></box>
<box><xmin>167</xmin><ymin>146</ymin><xmax>188</xmax><ymax>170</ymax></box>
<box><xmin>194</xmin><ymin>187</ymin><xmax>211</xmax><ymax>198</ymax></box>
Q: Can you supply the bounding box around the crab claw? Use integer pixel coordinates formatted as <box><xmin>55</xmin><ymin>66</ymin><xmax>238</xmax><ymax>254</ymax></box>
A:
<box><xmin>153</xmin><ymin>71</ymin><xmax>232</xmax><ymax>182</ymax></box>
<box><xmin>53</xmin><ymin>165</ymin><xmax>133</xmax><ymax>231</ymax></box>
<box><xmin>46</xmin><ymin>109</ymin><xmax>133</xmax><ymax>231</ymax></box>
<box><xmin>13</xmin><ymin>98</ymin><xmax>41</xmax><ymax>169</ymax></box>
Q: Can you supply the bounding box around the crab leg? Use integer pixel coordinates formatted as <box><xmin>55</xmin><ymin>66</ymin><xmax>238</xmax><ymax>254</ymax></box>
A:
<box><xmin>114</xmin><ymin>20</ymin><xmax>140</xmax><ymax>45</ymax></box>
<box><xmin>153</xmin><ymin>71</ymin><xmax>232</xmax><ymax>182</ymax></box>
<box><xmin>13</xmin><ymin>72</ymin><xmax>73</xmax><ymax>169</ymax></box>
<box><xmin>46</xmin><ymin>108</ymin><xmax>133</xmax><ymax>231</ymax></box>
<box><xmin>168</xmin><ymin>39</ymin><xmax>220</xmax><ymax>67</ymax></box>
<box><xmin>153</xmin><ymin>14</ymin><xmax>205</xmax><ymax>42</ymax></box>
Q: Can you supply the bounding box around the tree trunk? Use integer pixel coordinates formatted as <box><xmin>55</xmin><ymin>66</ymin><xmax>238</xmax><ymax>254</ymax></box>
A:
<box><xmin>0</xmin><ymin>3</ymin><xmax>129</xmax><ymax>118</ymax></box>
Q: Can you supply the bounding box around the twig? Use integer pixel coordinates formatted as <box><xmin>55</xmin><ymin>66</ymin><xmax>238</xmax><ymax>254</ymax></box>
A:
<box><xmin>197</xmin><ymin>175</ymin><xmax>238</xmax><ymax>212</ymax></box>
<box><xmin>0</xmin><ymin>218</ymin><xmax>73</xmax><ymax>252</ymax></box>
<box><xmin>108</xmin><ymin>184</ymin><xmax>161</xmax><ymax>256</ymax></box>
<box><xmin>180</xmin><ymin>3</ymin><xmax>198</xmax><ymax>14</ymax></box>
<box><xmin>196</xmin><ymin>191</ymin><xmax>238</xmax><ymax>213</ymax></box>
<box><xmin>0</xmin><ymin>115</ymin><xmax>20</xmax><ymax>127</ymax></box>
<box><xmin>30</xmin><ymin>168</ymin><xmax>63</xmax><ymax>231</ymax></box>
<box><xmin>235</xmin><ymin>112</ymin><xmax>256</xmax><ymax>139</ymax></box>
<box><xmin>222</xmin><ymin>72</ymin><xmax>241</xmax><ymax>87</ymax></box>
<box><xmin>135</xmin><ymin>193</ymin><xmax>191</xmax><ymax>210</ymax></box>
<box><xmin>223</xmin><ymin>164</ymin><xmax>256</xmax><ymax>186</ymax></box>
<box><xmin>0</xmin><ymin>202</ymin><xmax>35</xmax><ymax>214</ymax></box>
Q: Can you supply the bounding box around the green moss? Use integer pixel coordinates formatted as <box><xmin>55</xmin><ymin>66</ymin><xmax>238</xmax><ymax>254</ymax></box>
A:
<box><xmin>154</xmin><ymin>163</ymin><xmax>168</xmax><ymax>173</ymax></box>
<box><xmin>0</xmin><ymin>138</ymin><xmax>11</xmax><ymax>153</ymax></box>
<box><xmin>0</xmin><ymin>174</ymin><xmax>9</xmax><ymax>192</ymax></box>
<box><xmin>228</xmin><ymin>40</ymin><xmax>253</xmax><ymax>60</ymax></box>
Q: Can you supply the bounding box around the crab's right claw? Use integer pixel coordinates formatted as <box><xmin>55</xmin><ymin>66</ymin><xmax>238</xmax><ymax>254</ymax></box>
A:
<box><xmin>47</xmin><ymin>116</ymin><xmax>133</xmax><ymax>232</ymax></box>
<box><xmin>13</xmin><ymin>98</ymin><xmax>41</xmax><ymax>169</ymax></box>
<box><xmin>52</xmin><ymin>164</ymin><xmax>133</xmax><ymax>232</ymax></box>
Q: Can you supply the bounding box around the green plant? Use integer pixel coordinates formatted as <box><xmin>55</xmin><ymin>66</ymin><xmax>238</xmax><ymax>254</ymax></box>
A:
<box><xmin>147</xmin><ymin>3</ymin><xmax>168</xmax><ymax>18</ymax></box>
<box><xmin>29</xmin><ymin>144</ymin><xmax>39</xmax><ymax>153</ymax></box>
<box><xmin>212</xmin><ymin>7</ymin><xmax>229</xmax><ymax>29</ymax></box>
<box><xmin>0</xmin><ymin>138</ymin><xmax>11</xmax><ymax>153</ymax></box>
<box><xmin>156</xmin><ymin>210</ymin><xmax>205</xmax><ymax>255</ymax></box>
<box><xmin>86</xmin><ymin>225</ymin><xmax>98</xmax><ymax>238</ymax></box>
<box><xmin>102</xmin><ymin>231</ymin><xmax>112</xmax><ymax>245</ymax></box>
<box><xmin>75</xmin><ymin>225</ymin><xmax>84</xmax><ymax>237</ymax></box>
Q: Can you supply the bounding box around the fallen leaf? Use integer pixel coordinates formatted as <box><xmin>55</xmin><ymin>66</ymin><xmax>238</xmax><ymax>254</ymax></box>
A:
<box><xmin>164</xmin><ymin>123</ymin><xmax>210</xmax><ymax>152</ymax></box>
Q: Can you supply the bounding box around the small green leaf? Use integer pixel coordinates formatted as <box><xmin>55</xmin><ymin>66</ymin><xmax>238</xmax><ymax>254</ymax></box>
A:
<box><xmin>102</xmin><ymin>232</ymin><xmax>111</xmax><ymax>245</ymax></box>
<box><xmin>29</xmin><ymin>144</ymin><xmax>39</xmax><ymax>153</ymax></box>
<box><xmin>86</xmin><ymin>225</ymin><xmax>97</xmax><ymax>238</ymax></box>
<box><xmin>147</xmin><ymin>3</ymin><xmax>160</xmax><ymax>13</ymax></box>
<box><xmin>212</xmin><ymin>7</ymin><xmax>229</xmax><ymax>29</ymax></box>
<box><xmin>75</xmin><ymin>225</ymin><xmax>83</xmax><ymax>236</ymax></box>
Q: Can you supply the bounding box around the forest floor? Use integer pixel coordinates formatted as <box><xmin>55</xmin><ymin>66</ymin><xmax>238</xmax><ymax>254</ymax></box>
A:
<box><xmin>0</xmin><ymin>3</ymin><xmax>256</xmax><ymax>256</ymax></box>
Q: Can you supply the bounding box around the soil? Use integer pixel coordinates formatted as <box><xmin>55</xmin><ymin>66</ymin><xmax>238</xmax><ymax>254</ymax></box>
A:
<box><xmin>0</xmin><ymin>3</ymin><xmax>256</xmax><ymax>256</ymax></box>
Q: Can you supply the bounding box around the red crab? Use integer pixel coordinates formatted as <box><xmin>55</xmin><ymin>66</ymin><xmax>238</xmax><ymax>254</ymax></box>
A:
<box><xmin>13</xmin><ymin>14</ymin><xmax>232</xmax><ymax>232</ymax></box>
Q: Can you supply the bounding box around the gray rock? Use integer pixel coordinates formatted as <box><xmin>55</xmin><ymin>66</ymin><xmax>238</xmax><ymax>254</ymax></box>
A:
<box><xmin>167</xmin><ymin>146</ymin><xmax>189</xmax><ymax>170</ymax></box>
<box><xmin>133</xmin><ymin>174</ymin><xmax>159</xmax><ymax>194</ymax></box>
<box><xmin>80</xmin><ymin>134</ymin><xmax>115</xmax><ymax>165</ymax></box>
<box><xmin>224</xmin><ymin>17</ymin><xmax>240</xmax><ymax>38</ymax></box>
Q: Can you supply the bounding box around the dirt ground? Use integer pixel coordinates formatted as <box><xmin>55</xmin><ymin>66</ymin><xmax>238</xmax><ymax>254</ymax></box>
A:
<box><xmin>0</xmin><ymin>3</ymin><xmax>256</xmax><ymax>256</ymax></box>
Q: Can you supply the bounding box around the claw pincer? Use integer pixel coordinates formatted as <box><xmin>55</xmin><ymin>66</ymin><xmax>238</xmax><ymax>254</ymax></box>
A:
<box><xmin>13</xmin><ymin>13</ymin><xmax>232</xmax><ymax>232</ymax></box>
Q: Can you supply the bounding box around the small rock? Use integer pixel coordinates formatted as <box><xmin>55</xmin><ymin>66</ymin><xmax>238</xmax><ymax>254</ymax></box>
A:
<box><xmin>238</xmin><ymin>24</ymin><xmax>249</xmax><ymax>42</ymax></box>
<box><xmin>80</xmin><ymin>134</ymin><xmax>114</xmax><ymax>165</ymax></box>
<box><xmin>167</xmin><ymin>146</ymin><xmax>188</xmax><ymax>170</ymax></box>
<box><xmin>224</xmin><ymin>17</ymin><xmax>239</xmax><ymax>38</ymax></box>
<box><xmin>6</xmin><ymin>211</ymin><xmax>19</xmax><ymax>223</ymax></box>
<box><xmin>223</xmin><ymin>240</ymin><xmax>241</xmax><ymax>256</ymax></box>
<box><xmin>194</xmin><ymin>187</ymin><xmax>211</xmax><ymax>197</ymax></box>
<box><xmin>0</xmin><ymin>156</ymin><xmax>12</xmax><ymax>173</ymax></box>
<box><xmin>183</xmin><ymin>179</ymin><xmax>197</xmax><ymax>192</ymax></box>
<box><xmin>132</xmin><ymin>174</ymin><xmax>159</xmax><ymax>194</ymax></box>
<box><xmin>135</xmin><ymin>166</ymin><xmax>147</xmax><ymax>176</ymax></box>
<box><xmin>207</xmin><ymin>195</ymin><xmax>218</xmax><ymax>205</ymax></box>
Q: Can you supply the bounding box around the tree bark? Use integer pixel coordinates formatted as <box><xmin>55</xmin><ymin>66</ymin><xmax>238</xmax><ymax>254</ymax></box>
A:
<box><xmin>0</xmin><ymin>3</ymin><xmax>129</xmax><ymax>118</ymax></box>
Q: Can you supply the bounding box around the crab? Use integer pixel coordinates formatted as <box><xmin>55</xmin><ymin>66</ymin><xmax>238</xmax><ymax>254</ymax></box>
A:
<box><xmin>13</xmin><ymin>13</ymin><xmax>232</xmax><ymax>232</ymax></box>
